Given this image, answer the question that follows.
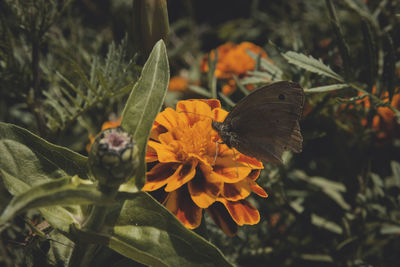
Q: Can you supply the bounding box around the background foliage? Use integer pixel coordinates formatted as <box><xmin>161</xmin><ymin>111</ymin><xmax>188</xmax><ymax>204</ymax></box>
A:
<box><xmin>1</xmin><ymin>0</ymin><xmax>400</xmax><ymax>266</ymax></box>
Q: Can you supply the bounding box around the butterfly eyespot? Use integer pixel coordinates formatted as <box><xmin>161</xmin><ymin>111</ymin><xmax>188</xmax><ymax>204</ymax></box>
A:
<box><xmin>278</xmin><ymin>94</ymin><xmax>285</xmax><ymax>100</ymax></box>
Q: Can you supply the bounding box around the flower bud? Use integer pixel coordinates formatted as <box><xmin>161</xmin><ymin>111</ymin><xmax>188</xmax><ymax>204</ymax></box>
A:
<box><xmin>88</xmin><ymin>127</ymin><xmax>139</xmax><ymax>189</ymax></box>
<box><xmin>132</xmin><ymin>0</ymin><xmax>169</xmax><ymax>57</ymax></box>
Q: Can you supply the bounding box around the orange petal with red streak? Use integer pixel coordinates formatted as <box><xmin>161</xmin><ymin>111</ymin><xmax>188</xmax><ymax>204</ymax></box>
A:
<box><xmin>165</xmin><ymin>188</ymin><xmax>202</xmax><ymax>229</ymax></box>
<box><xmin>148</xmin><ymin>140</ymin><xmax>180</xmax><ymax>163</ymax></box>
<box><xmin>222</xmin><ymin>179</ymin><xmax>251</xmax><ymax>201</ymax></box>
<box><xmin>212</xmin><ymin>108</ymin><xmax>228</xmax><ymax>123</ymax></box>
<box><xmin>142</xmin><ymin>163</ymin><xmax>178</xmax><ymax>191</ymax></box>
<box><xmin>250</xmin><ymin>180</ymin><xmax>268</xmax><ymax>198</ymax></box>
<box><xmin>210</xmin><ymin>156</ymin><xmax>251</xmax><ymax>183</ymax></box>
<box><xmin>219</xmin><ymin>199</ymin><xmax>260</xmax><ymax>226</ymax></box>
<box><xmin>165</xmin><ymin>159</ymin><xmax>198</xmax><ymax>192</ymax></box>
<box><xmin>188</xmin><ymin>176</ymin><xmax>221</xmax><ymax>208</ymax></box>
<box><xmin>206</xmin><ymin>202</ymin><xmax>238</xmax><ymax>237</ymax></box>
<box><xmin>237</xmin><ymin>154</ymin><xmax>263</xmax><ymax>169</ymax></box>
<box><xmin>145</xmin><ymin>146</ymin><xmax>158</xmax><ymax>162</ymax></box>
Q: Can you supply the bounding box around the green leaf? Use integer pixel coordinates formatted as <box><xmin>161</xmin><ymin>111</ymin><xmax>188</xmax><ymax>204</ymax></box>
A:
<box><xmin>282</xmin><ymin>51</ymin><xmax>344</xmax><ymax>82</ymax></box>
<box><xmin>0</xmin><ymin>165</ymin><xmax>83</xmax><ymax>232</ymax></box>
<box><xmin>390</xmin><ymin>161</ymin><xmax>400</xmax><ymax>186</ymax></box>
<box><xmin>0</xmin><ymin>122</ymin><xmax>89</xmax><ymax>190</ymax></box>
<box><xmin>121</xmin><ymin>40</ymin><xmax>169</xmax><ymax>190</ymax></box>
<box><xmin>304</xmin><ymin>84</ymin><xmax>349</xmax><ymax>93</ymax></box>
<box><xmin>246</xmin><ymin>50</ymin><xmax>283</xmax><ymax>79</ymax></box>
<box><xmin>0</xmin><ymin>176</ymin><xmax>115</xmax><ymax>225</ymax></box>
<box><xmin>218</xmin><ymin>92</ymin><xmax>236</xmax><ymax>108</ymax></box>
<box><xmin>380</xmin><ymin>224</ymin><xmax>400</xmax><ymax>235</ymax></box>
<box><xmin>187</xmin><ymin>85</ymin><xmax>212</xmax><ymax>98</ymax></box>
<box><xmin>301</xmin><ymin>175</ymin><xmax>351</xmax><ymax>211</ymax></box>
<box><xmin>300</xmin><ymin>254</ymin><xmax>333</xmax><ymax>262</ymax></box>
<box><xmin>311</xmin><ymin>213</ymin><xmax>343</xmax><ymax>235</ymax></box>
<box><xmin>240</xmin><ymin>75</ymin><xmax>270</xmax><ymax>86</ymax></box>
<box><xmin>326</xmin><ymin>0</ymin><xmax>352</xmax><ymax>80</ymax></box>
<box><xmin>110</xmin><ymin>192</ymin><xmax>232</xmax><ymax>267</ymax></box>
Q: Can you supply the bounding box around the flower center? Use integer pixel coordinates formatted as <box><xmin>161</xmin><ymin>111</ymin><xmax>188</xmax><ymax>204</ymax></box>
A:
<box><xmin>172</xmin><ymin>119</ymin><xmax>215</xmax><ymax>163</ymax></box>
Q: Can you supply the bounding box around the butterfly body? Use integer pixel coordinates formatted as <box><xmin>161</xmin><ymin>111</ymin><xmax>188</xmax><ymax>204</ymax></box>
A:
<box><xmin>212</xmin><ymin>81</ymin><xmax>304</xmax><ymax>163</ymax></box>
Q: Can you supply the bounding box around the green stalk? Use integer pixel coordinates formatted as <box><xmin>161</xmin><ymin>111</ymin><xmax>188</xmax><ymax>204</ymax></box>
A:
<box><xmin>68</xmin><ymin>187</ymin><xmax>118</xmax><ymax>267</ymax></box>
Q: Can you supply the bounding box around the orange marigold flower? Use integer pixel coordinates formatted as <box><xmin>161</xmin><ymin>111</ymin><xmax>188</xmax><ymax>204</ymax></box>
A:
<box><xmin>168</xmin><ymin>76</ymin><xmax>188</xmax><ymax>92</ymax></box>
<box><xmin>142</xmin><ymin>99</ymin><xmax>267</xmax><ymax>236</ymax></box>
<box><xmin>200</xmin><ymin>42</ymin><xmax>270</xmax><ymax>95</ymax></box>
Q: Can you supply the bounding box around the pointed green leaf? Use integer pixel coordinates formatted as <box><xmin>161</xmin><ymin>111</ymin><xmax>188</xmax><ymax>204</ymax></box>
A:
<box><xmin>110</xmin><ymin>192</ymin><xmax>232</xmax><ymax>267</ymax></box>
<box><xmin>380</xmin><ymin>224</ymin><xmax>400</xmax><ymax>235</ymax></box>
<box><xmin>282</xmin><ymin>51</ymin><xmax>344</xmax><ymax>82</ymax></box>
<box><xmin>121</xmin><ymin>40</ymin><xmax>169</xmax><ymax>190</ymax></box>
<box><xmin>187</xmin><ymin>85</ymin><xmax>212</xmax><ymax>98</ymax></box>
<box><xmin>0</xmin><ymin>122</ymin><xmax>89</xmax><ymax>190</ymax></box>
<box><xmin>311</xmin><ymin>213</ymin><xmax>343</xmax><ymax>235</ymax></box>
<box><xmin>0</xmin><ymin>176</ymin><xmax>115</xmax><ymax>225</ymax></box>
<box><xmin>1</xmin><ymin>168</ymin><xmax>82</xmax><ymax>232</ymax></box>
<box><xmin>304</xmin><ymin>84</ymin><xmax>349</xmax><ymax>93</ymax></box>
<box><xmin>300</xmin><ymin>254</ymin><xmax>333</xmax><ymax>262</ymax></box>
<box><xmin>390</xmin><ymin>161</ymin><xmax>400</xmax><ymax>186</ymax></box>
<box><xmin>246</xmin><ymin>50</ymin><xmax>283</xmax><ymax>79</ymax></box>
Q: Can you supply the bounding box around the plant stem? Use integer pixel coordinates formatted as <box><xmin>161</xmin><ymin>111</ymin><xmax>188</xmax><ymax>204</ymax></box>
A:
<box><xmin>68</xmin><ymin>186</ymin><xmax>118</xmax><ymax>267</ymax></box>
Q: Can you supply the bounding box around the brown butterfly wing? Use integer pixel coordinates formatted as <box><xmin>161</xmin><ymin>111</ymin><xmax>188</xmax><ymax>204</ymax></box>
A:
<box><xmin>223</xmin><ymin>81</ymin><xmax>304</xmax><ymax>163</ymax></box>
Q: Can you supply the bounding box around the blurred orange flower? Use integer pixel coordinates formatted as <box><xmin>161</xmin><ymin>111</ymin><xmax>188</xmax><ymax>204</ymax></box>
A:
<box><xmin>143</xmin><ymin>99</ymin><xmax>267</xmax><ymax>236</ymax></box>
<box><xmin>344</xmin><ymin>86</ymin><xmax>400</xmax><ymax>139</ymax></box>
<box><xmin>168</xmin><ymin>76</ymin><xmax>188</xmax><ymax>92</ymax></box>
<box><xmin>200</xmin><ymin>42</ymin><xmax>270</xmax><ymax>95</ymax></box>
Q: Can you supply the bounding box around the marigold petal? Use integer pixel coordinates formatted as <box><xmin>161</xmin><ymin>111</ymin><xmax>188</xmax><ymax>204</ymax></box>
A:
<box><xmin>149</xmin><ymin>123</ymin><xmax>167</xmax><ymax>141</ymax></box>
<box><xmin>186</xmin><ymin>99</ymin><xmax>221</xmax><ymax>110</ymax></box>
<box><xmin>145</xmin><ymin>146</ymin><xmax>158</xmax><ymax>162</ymax></box>
<box><xmin>237</xmin><ymin>154</ymin><xmax>263</xmax><ymax>169</ymax></box>
<box><xmin>250</xmin><ymin>180</ymin><xmax>268</xmax><ymax>198</ymax></box>
<box><xmin>176</xmin><ymin>100</ymin><xmax>214</xmax><ymax>125</ymax></box>
<box><xmin>188</xmin><ymin>175</ymin><xmax>221</xmax><ymax>208</ymax></box>
<box><xmin>219</xmin><ymin>198</ymin><xmax>260</xmax><ymax>226</ymax></box>
<box><xmin>142</xmin><ymin>163</ymin><xmax>178</xmax><ymax>191</ymax></box>
<box><xmin>148</xmin><ymin>140</ymin><xmax>180</xmax><ymax>163</ymax></box>
<box><xmin>211</xmin><ymin>156</ymin><xmax>252</xmax><ymax>183</ymax></box>
<box><xmin>165</xmin><ymin>159</ymin><xmax>198</xmax><ymax>192</ymax></box>
<box><xmin>165</xmin><ymin>187</ymin><xmax>202</xmax><ymax>229</ymax></box>
<box><xmin>247</xmin><ymin>169</ymin><xmax>261</xmax><ymax>181</ymax></box>
<box><xmin>154</xmin><ymin>108</ymin><xmax>181</xmax><ymax>131</ymax></box>
<box><xmin>212</xmin><ymin>108</ymin><xmax>229</xmax><ymax>123</ymax></box>
<box><xmin>222</xmin><ymin>179</ymin><xmax>251</xmax><ymax>201</ymax></box>
<box><xmin>206</xmin><ymin>202</ymin><xmax>238</xmax><ymax>237</ymax></box>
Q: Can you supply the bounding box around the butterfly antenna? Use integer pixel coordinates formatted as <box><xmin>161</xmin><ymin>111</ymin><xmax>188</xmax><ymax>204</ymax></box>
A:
<box><xmin>213</xmin><ymin>141</ymin><xmax>219</xmax><ymax>165</ymax></box>
<box><xmin>232</xmin><ymin>148</ymin><xmax>240</xmax><ymax>179</ymax></box>
<box><xmin>243</xmin><ymin>156</ymin><xmax>252</xmax><ymax>169</ymax></box>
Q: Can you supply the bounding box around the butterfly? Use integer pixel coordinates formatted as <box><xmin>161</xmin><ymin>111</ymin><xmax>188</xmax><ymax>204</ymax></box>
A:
<box><xmin>212</xmin><ymin>81</ymin><xmax>304</xmax><ymax>163</ymax></box>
